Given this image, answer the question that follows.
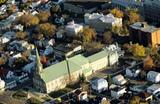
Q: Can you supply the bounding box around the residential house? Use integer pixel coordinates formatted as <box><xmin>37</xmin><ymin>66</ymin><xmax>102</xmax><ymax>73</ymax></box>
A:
<box><xmin>56</xmin><ymin>29</ymin><xmax>65</xmax><ymax>39</ymax></box>
<box><xmin>111</xmin><ymin>86</ymin><xmax>126</xmax><ymax>99</ymax></box>
<box><xmin>129</xmin><ymin>84</ymin><xmax>147</xmax><ymax>93</ymax></box>
<box><xmin>74</xmin><ymin>89</ymin><xmax>88</xmax><ymax>101</ymax></box>
<box><xmin>0</xmin><ymin>36</ymin><xmax>10</xmax><ymax>44</ymax></box>
<box><xmin>65</xmin><ymin>21</ymin><xmax>83</xmax><ymax>37</ymax></box>
<box><xmin>15</xmin><ymin>73</ymin><xmax>29</xmax><ymax>83</ymax></box>
<box><xmin>84</xmin><ymin>13</ymin><xmax>122</xmax><ymax>32</ymax></box>
<box><xmin>126</xmin><ymin>68</ymin><xmax>141</xmax><ymax>78</ymax></box>
<box><xmin>0</xmin><ymin>68</ymin><xmax>14</xmax><ymax>79</ymax></box>
<box><xmin>147</xmin><ymin>71</ymin><xmax>160</xmax><ymax>83</ymax></box>
<box><xmin>91</xmin><ymin>78</ymin><xmax>108</xmax><ymax>93</ymax></box>
<box><xmin>129</xmin><ymin>22</ymin><xmax>160</xmax><ymax>47</ymax></box>
<box><xmin>147</xmin><ymin>84</ymin><xmax>160</xmax><ymax>94</ymax></box>
<box><xmin>0</xmin><ymin>5</ymin><xmax>7</xmax><ymax>15</ymax></box>
<box><xmin>13</xmin><ymin>24</ymin><xmax>24</xmax><ymax>31</ymax></box>
<box><xmin>0</xmin><ymin>78</ymin><xmax>5</xmax><ymax>91</ymax></box>
<box><xmin>5</xmin><ymin>78</ymin><xmax>17</xmax><ymax>89</ymax></box>
<box><xmin>53</xmin><ymin>43</ymin><xmax>83</xmax><ymax>58</ymax></box>
<box><xmin>112</xmin><ymin>74</ymin><xmax>127</xmax><ymax>85</ymax></box>
<box><xmin>138</xmin><ymin>92</ymin><xmax>153</xmax><ymax>102</ymax></box>
<box><xmin>23</xmin><ymin>62</ymin><xmax>36</xmax><ymax>73</ymax></box>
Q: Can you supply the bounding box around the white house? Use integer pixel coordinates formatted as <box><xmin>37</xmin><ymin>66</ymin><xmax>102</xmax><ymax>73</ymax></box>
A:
<box><xmin>147</xmin><ymin>84</ymin><xmax>160</xmax><ymax>94</ymax></box>
<box><xmin>65</xmin><ymin>21</ymin><xmax>83</xmax><ymax>37</ymax></box>
<box><xmin>0</xmin><ymin>78</ymin><xmax>5</xmax><ymax>91</ymax></box>
<box><xmin>111</xmin><ymin>87</ymin><xmax>126</xmax><ymax>99</ymax></box>
<box><xmin>91</xmin><ymin>78</ymin><xmax>108</xmax><ymax>93</ymax></box>
<box><xmin>126</xmin><ymin>68</ymin><xmax>141</xmax><ymax>78</ymax></box>
<box><xmin>0</xmin><ymin>36</ymin><xmax>10</xmax><ymax>44</ymax></box>
<box><xmin>84</xmin><ymin>13</ymin><xmax>122</xmax><ymax>32</ymax></box>
<box><xmin>112</xmin><ymin>74</ymin><xmax>127</xmax><ymax>85</ymax></box>
<box><xmin>147</xmin><ymin>71</ymin><xmax>160</xmax><ymax>83</ymax></box>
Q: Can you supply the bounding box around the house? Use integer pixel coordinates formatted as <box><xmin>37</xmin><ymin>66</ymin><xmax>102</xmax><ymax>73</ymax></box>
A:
<box><xmin>0</xmin><ymin>78</ymin><xmax>5</xmax><ymax>91</ymax></box>
<box><xmin>129</xmin><ymin>22</ymin><xmax>160</xmax><ymax>47</ymax></box>
<box><xmin>0</xmin><ymin>5</ymin><xmax>7</xmax><ymax>15</ymax></box>
<box><xmin>129</xmin><ymin>84</ymin><xmax>147</xmax><ymax>93</ymax></box>
<box><xmin>43</xmin><ymin>46</ymin><xmax>54</xmax><ymax>56</ymax></box>
<box><xmin>23</xmin><ymin>62</ymin><xmax>36</xmax><ymax>73</ymax></box>
<box><xmin>112</xmin><ymin>74</ymin><xmax>127</xmax><ymax>85</ymax></box>
<box><xmin>13</xmin><ymin>24</ymin><xmax>24</xmax><ymax>31</ymax></box>
<box><xmin>126</xmin><ymin>68</ymin><xmax>141</xmax><ymax>78</ymax></box>
<box><xmin>74</xmin><ymin>89</ymin><xmax>88</xmax><ymax>101</ymax></box>
<box><xmin>65</xmin><ymin>21</ymin><xmax>83</xmax><ymax>37</ymax></box>
<box><xmin>111</xmin><ymin>86</ymin><xmax>126</xmax><ymax>99</ymax></box>
<box><xmin>5</xmin><ymin>78</ymin><xmax>17</xmax><ymax>89</ymax></box>
<box><xmin>56</xmin><ymin>29</ymin><xmax>65</xmax><ymax>39</ymax></box>
<box><xmin>53</xmin><ymin>43</ymin><xmax>83</xmax><ymax>58</ymax></box>
<box><xmin>0</xmin><ymin>68</ymin><xmax>14</xmax><ymax>79</ymax></box>
<box><xmin>147</xmin><ymin>71</ymin><xmax>160</xmax><ymax>83</ymax></box>
<box><xmin>138</xmin><ymin>92</ymin><xmax>153</xmax><ymax>102</ymax></box>
<box><xmin>15</xmin><ymin>73</ymin><xmax>29</xmax><ymax>83</ymax></box>
<box><xmin>147</xmin><ymin>84</ymin><xmax>160</xmax><ymax>94</ymax></box>
<box><xmin>0</xmin><ymin>36</ymin><xmax>10</xmax><ymax>44</ymax></box>
<box><xmin>91</xmin><ymin>78</ymin><xmax>108</xmax><ymax>93</ymax></box>
<box><xmin>84</xmin><ymin>13</ymin><xmax>122</xmax><ymax>32</ymax></box>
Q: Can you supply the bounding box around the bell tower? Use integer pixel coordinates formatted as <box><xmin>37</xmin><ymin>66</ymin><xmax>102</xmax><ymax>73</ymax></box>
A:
<box><xmin>36</xmin><ymin>48</ymin><xmax>43</xmax><ymax>75</ymax></box>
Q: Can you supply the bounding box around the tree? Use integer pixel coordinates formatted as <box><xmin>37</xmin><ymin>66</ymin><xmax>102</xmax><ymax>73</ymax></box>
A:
<box><xmin>50</xmin><ymin>4</ymin><xmax>61</xmax><ymax>15</ymax></box>
<box><xmin>101</xmin><ymin>98</ymin><xmax>110</xmax><ymax>104</ymax></box>
<box><xmin>110</xmin><ymin>8</ymin><xmax>124</xmax><ymax>18</ymax></box>
<box><xmin>16</xmin><ymin>31</ymin><xmax>27</xmax><ymax>40</ymax></box>
<box><xmin>81</xmin><ymin>27</ymin><xmax>96</xmax><ymax>42</ymax></box>
<box><xmin>143</xmin><ymin>56</ymin><xmax>154</xmax><ymax>70</ymax></box>
<box><xmin>0</xmin><ymin>0</ymin><xmax>6</xmax><ymax>4</ymax></box>
<box><xmin>0</xmin><ymin>57</ymin><xmax>6</xmax><ymax>66</ymax></box>
<box><xmin>36</xmin><ymin>23</ymin><xmax>56</xmax><ymax>38</ymax></box>
<box><xmin>125</xmin><ymin>9</ymin><xmax>141</xmax><ymax>24</ymax></box>
<box><xmin>7</xmin><ymin>4</ymin><xmax>16</xmax><ymax>15</ymax></box>
<box><xmin>132</xmin><ymin>43</ymin><xmax>145</xmax><ymax>57</ymax></box>
<box><xmin>19</xmin><ymin>14</ymin><xmax>39</xmax><ymax>27</ymax></box>
<box><xmin>36</xmin><ymin>11</ymin><xmax>50</xmax><ymax>23</ymax></box>
<box><xmin>129</xmin><ymin>96</ymin><xmax>141</xmax><ymax>104</ymax></box>
<box><xmin>103</xmin><ymin>31</ymin><xmax>113</xmax><ymax>44</ymax></box>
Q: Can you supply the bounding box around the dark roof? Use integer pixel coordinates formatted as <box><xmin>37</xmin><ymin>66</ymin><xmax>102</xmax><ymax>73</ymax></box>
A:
<box><xmin>64</xmin><ymin>2</ymin><xmax>105</xmax><ymax>10</ymax></box>
<box><xmin>110</xmin><ymin>99</ymin><xmax>121</xmax><ymax>104</ymax></box>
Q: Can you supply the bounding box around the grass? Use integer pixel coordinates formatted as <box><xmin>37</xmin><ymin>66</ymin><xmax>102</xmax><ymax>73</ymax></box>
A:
<box><xmin>49</xmin><ymin>87</ymin><xmax>73</xmax><ymax>98</ymax></box>
<box><xmin>12</xmin><ymin>90</ymin><xmax>27</xmax><ymax>100</ymax></box>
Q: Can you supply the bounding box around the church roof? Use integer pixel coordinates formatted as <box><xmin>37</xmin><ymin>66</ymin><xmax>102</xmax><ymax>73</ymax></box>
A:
<box><xmin>40</xmin><ymin>60</ymin><xmax>81</xmax><ymax>83</ymax></box>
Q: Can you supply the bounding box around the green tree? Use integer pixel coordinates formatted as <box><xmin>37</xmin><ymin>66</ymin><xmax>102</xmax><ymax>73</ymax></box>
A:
<box><xmin>50</xmin><ymin>4</ymin><xmax>61</xmax><ymax>15</ymax></box>
<box><xmin>36</xmin><ymin>23</ymin><xmax>56</xmax><ymax>38</ymax></box>
<box><xmin>19</xmin><ymin>14</ymin><xmax>39</xmax><ymax>27</ymax></box>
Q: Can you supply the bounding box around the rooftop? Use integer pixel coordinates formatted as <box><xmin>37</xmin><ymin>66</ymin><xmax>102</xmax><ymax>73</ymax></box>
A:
<box><xmin>130</xmin><ymin>22</ymin><xmax>159</xmax><ymax>33</ymax></box>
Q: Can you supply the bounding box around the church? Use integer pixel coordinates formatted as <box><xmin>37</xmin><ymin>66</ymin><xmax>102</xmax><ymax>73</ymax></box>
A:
<box><xmin>33</xmin><ymin>48</ymin><xmax>119</xmax><ymax>93</ymax></box>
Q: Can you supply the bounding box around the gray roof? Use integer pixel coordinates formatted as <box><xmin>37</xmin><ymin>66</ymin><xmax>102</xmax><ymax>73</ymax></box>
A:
<box><xmin>130</xmin><ymin>22</ymin><xmax>159</xmax><ymax>33</ymax></box>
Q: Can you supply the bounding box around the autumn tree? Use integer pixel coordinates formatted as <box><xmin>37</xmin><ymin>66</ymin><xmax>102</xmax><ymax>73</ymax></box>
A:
<box><xmin>125</xmin><ymin>9</ymin><xmax>141</xmax><ymax>24</ymax></box>
<box><xmin>50</xmin><ymin>4</ymin><xmax>61</xmax><ymax>15</ymax></box>
<box><xmin>129</xmin><ymin>96</ymin><xmax>140</xmax><ymax>104</ymax></box>
<box><xmin>0</xmin><ymin>57</ymin><xmax>7</xmax><ymax>66</ymax></box>
<box><xmin>0</xmin><ymin>0</ymin><xmax>6</xmax><ymax>4</ymax></box>
<box><xmin>36</xmin><ymin>11</ymin><xmax>50</xmax><ymax>23</ymax></box>
<box><xmin>81</xmin><ymin>27</ymin><xmax>96</xmax><ymax>42</ymax></box>
<box><xmin>143</xmin><ymin>56</ymin><xmax>154</xmax><ymax>70</ymax></box>
<box><xmin>19</xmin><ymin>14</ymin><xmax>39</xmax><ymax>27</ymax></box>
<box><xmin>16</xmin><ymin>31</ymin><xmax>27</xmax><ymax>40</ymax></box>
<box><xmin>36</xmin><ymin>23</ymin><xmax>56</xmax><ymax>38</ymax></box>
<box><xmin>110</xmin><ymin>8</ymin><xmax>124</xmax><ymax>18</ymax></box>
<box><xmin>101</xmin><ymin>98</ymin><xmax>110</xmax><ymax>104</ymax></box>
<box><xmin>132</xmin><ymin>43</ymin><xmax>145</xmax><ymax>57</ymax></box>
<box><xmin>103</xmin><ymin>31</ymin><xmax>113</xmax><ymax>44</ymax></box>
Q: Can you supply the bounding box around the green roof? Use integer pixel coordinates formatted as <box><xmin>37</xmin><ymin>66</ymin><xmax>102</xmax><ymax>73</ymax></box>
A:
<box><xmin>68</xmin><ymin>54</ymin><xmax>89</xmax><ymax>66</ymax></box>
<box><xmin>87</xmin><ymin>50</ymin><xmax>108</xmax><ymax>63</ymax></box>
<box><xmin>40</xmin><ymin>60</ymin><xmax>81</xmax><ymax>83</ymax></box>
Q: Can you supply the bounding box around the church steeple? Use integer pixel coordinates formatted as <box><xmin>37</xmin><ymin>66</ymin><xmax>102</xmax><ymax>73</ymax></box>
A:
<box><xmin>36</xmin><ymin>48</ymin><xmax>43</xmax><ymax>74</ymax></box>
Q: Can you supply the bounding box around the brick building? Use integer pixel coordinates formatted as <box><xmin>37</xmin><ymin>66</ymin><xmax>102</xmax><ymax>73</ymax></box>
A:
<box><xmin>129</xmin><ymin>22</ymin><xmax>160</xmax><ymax>47</ymax></box>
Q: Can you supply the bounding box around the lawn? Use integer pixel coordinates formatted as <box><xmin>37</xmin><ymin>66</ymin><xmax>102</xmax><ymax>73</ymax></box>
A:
<box><xmin>12</xmin><ymin>90</ymin><xmax>27</xmax><ymax>100</ymax></box>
